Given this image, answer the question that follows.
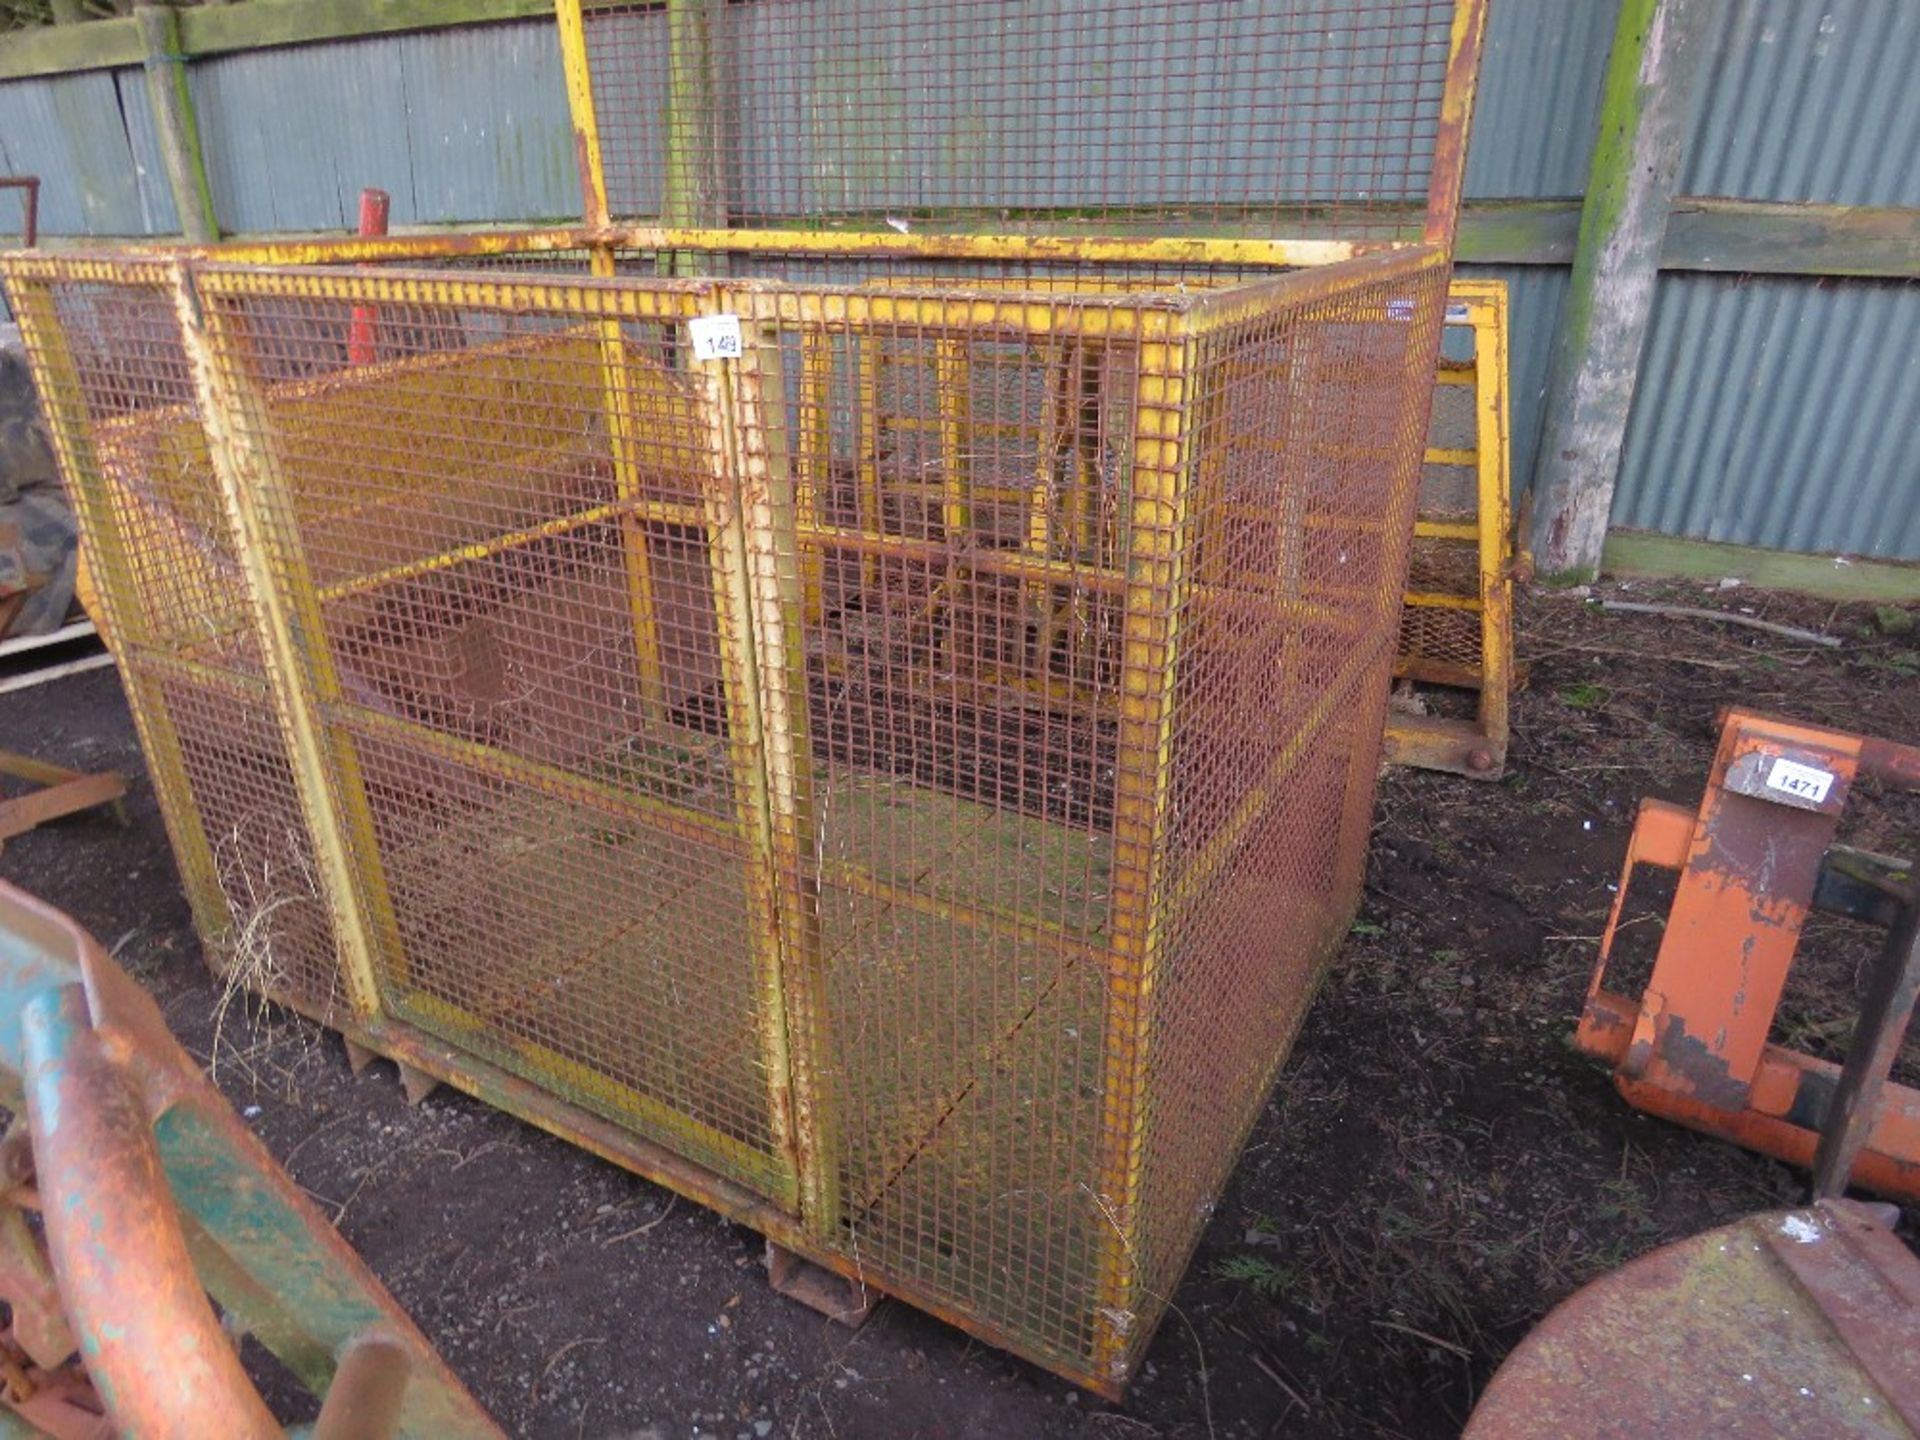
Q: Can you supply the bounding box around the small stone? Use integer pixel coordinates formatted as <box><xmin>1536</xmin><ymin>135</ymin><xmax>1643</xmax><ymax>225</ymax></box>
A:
<box><xmin>754</xmin><ymin>1423</ymin><xmax>774</xmax><ymax>1437</ymax></box>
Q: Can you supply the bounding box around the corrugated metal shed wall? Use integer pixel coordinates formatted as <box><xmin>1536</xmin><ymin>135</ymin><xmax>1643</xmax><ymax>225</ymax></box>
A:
<box><xmin>1684</xmin><ymin>0</ymin><xmax>1920</xmax><ymax>206</ymax></box>
<box><xmin>1462</xmin><ymin>0</ymin><xmax>1618</xmax><ymax>199</ymax></box>
<box><xmin>0</xmin><ymin>1</ymin><xmax>1914</xmax><ymax>557</ymax></box>
<box><xmin>1612</xmin><ymin>0</ymin><xmax>1920</xmax><ymax>558</ymax></box>
<box><xmin>189</xmin><ymin>18</ymin><xmax>579</xmax><ymax>233</ymax></box>
<box><xmin>0</xmin><ymin>67</ymin><xmax>176</xmax><ymax>236</ymax></box>
<box><xmin>1619</xmin><ymin>276</ymin><xmax>1919</xmax><ymax>557</ymax></box>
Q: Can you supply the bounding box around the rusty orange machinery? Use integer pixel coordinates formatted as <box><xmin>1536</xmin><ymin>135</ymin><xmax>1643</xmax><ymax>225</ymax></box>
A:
<box><xmin>1575</xmin><ymin>708</ymin><xmax>1920</xmax><ymax>1200</ymax></box>
<box><xmin>0</xmin><ymin>880</ymin><xmax>499</xmax><ymax>1439</ymax></box>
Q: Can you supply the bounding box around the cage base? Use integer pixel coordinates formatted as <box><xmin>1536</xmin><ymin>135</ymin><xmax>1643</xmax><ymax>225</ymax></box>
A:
<box><xmin>765</xmin><ymin>1242</ymin><xmax>879</xmax><ymax>1329</ymax></box>
<box><xmin>299</xmin><ymin>994</ymin><xmax>1131</xmax><ymax>1399</ymax></box>
<box><xmin>1381</xmin><ymin>711</ymin><xmax>1505</xmax><ymax>779</ymax></box>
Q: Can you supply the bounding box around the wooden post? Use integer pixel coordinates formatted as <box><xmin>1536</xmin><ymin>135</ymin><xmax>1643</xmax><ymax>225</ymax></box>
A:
<box><xmin>661</xmin><ymin>0</ymin><xmax>725</xmax><ymax>276</ymax></box>
<box><xmin>136</xmin><ymin>3</ymin><xmax>220</xmax><ymax>244</ymax></box>
<box><xmin>1528</xmin><ymin>0</ymin><xmax>1711</xmax><ymax>582</ymax></box>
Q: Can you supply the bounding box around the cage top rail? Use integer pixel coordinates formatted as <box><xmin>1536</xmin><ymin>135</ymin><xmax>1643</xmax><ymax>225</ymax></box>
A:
<box><xmin>2</xmin><ymin>241</ymin><xmax>1450</xmax><ymax>325</ymax></box>
<box><xmin>102</xmin><ymin>222</ymin><xmax>1412</xmax><ymax>274</ymax></box>
<box><xmin>557</xmin><ymin>0</ymin><xmax>1488</xmax><ymax>266</ymax></box>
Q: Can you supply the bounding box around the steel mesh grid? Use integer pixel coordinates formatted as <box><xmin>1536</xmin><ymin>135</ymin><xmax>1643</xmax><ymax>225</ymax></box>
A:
<box><xmin>582</xmin><ymin>0</ymin><xmax>1462</xmax><ymax>239</ymax></box>
<box><xmin>1124</xmin><ymin>257</ymin><xmax>1450</xmax><ymax>1371</ymax></box>
<box><xmin>4</xmin><ymin>239</ymin><xmax>1457</xmax><ymax>1391</ymax></box>
<box><xmin>741</xmin><ymin>295</ymin><xmax>1161</xmax><ymax>1366</ymax></box>
<box><xmin>44</xmin><ymin>281</ymin><xmax>261</xmax><ymax>669</ymax></box>
<box><xmin>157</xmin><ymin>670</ymin><xmax>349</xmax><ymax>1020</ymax></box>
<box><xmin>187</xmin><ymin>270</ymin><xmax>798</xmax><ymax>1196</ymax></box>
<box><xmin>2</xmin><ymin>267</ymin><xmax>348</xmax><ymax>1020</ymax></box>
<box><xmin>1400</xmin><ymin>534</ymin><xmax>1485</xmax><ymax>676</ymax></box>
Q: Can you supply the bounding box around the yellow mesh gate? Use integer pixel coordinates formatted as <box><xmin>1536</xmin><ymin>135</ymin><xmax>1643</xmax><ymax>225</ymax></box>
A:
<box><xmin>1387</xmin><ymin>278</ymin><xmax>1517</xmax><ymax>778</ymax></box>
<box><xmin>2</xmin><ymin>0</ymin><xmax>1486</xmax><ymax>1398</ymax></box>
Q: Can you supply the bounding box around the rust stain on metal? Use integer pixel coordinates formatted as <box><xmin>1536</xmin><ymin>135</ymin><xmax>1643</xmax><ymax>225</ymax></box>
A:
<box><xmin>1647</xmin><ymin>1013</ymin><xmax>1750</xmax><ymax>1111</ymax></box>
<box><xmin>1468</xmin><ymin>1199</ymin><xmax>1920</xmax><ymax>1437</ymax></box>
<box><xmin>0</xmin><ymin>177</ymin><xmax>38</xmax><ymax>249</ymax></box>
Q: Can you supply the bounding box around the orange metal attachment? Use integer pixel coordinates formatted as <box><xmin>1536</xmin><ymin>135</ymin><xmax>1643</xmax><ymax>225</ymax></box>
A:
<box><xmin>1575</xmin><ymin>708</ymin><xmax>1920</xmax><ymax>1200</ymax></box>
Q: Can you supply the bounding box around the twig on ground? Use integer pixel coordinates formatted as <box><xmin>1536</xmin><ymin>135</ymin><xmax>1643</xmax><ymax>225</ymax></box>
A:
<box><xmin>1371</xmin><ymin>1318</ymin><xmax>1471</xmax><ymax>1359</ymax></box>
<box><xmin>532</xmin><ymin>1336</ymin><xmax>605</xmax><ymax>1404</ymax></box>
<box><xmin>602</xmin><ymin>1193</ymin><xmax>678</xmax><ymax>1246</ymax></box>
<box><xmin>1599</xmin><ymin>600</ymin><xmax>1841</xmax><ymax>647</ymax></box>
<box><xmin>1249</xmin><ymin>1352</ymin><xmax>1307</xmax><ymax>1415</ymax></box>
<box><xmin>1526</xmin><ymin>640</ymin><xmax>1747</xmax><ymax>671</ymax></box>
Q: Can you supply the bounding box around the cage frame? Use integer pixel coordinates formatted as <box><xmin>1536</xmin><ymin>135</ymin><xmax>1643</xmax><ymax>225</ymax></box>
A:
<box><xmin>3</xmin><ymin>0</ymin><xmax>1488</xmax><ymax>1399</ymax></box>
<box><xmin>1386</xmin><ymin>276</ymin><xmax>1516</xmax><ymax>778</ymax></box>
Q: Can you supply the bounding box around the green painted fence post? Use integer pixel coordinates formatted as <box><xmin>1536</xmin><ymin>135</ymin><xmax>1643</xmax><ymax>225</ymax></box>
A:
<box><xmin>1529</xmin><ymin>0</ymin><xmax>1713</xmax><ymax>582</ymax></box>
<box><xmin>136</xmin><ymin>3</ymin><xmax>220</xmax><ymax>243</ymax></box>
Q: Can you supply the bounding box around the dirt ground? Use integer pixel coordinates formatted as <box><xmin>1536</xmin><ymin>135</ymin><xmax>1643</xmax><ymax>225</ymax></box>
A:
<box><xmin>1</xmin><ymin>577</ymin><xmax>1915</xmax><ymax>1439</ymax></box>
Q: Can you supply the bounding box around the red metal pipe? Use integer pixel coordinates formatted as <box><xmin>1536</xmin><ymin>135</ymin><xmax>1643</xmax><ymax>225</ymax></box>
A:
<box><xmin>347</xmin><ymin>187</ymin><xmax>390</xmax><ymax>364</ymax></box>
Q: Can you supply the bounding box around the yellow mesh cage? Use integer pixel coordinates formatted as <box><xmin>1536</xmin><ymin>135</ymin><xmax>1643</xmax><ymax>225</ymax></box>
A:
<box><xmin>2</xmin><ymin>0</ymin><xmax>1485</xmax><ymax>1397</ymax></box>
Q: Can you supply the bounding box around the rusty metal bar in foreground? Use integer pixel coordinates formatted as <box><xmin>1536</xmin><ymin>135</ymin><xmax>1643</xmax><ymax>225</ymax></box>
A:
<box><xmin>0</xmin><ymin>880</ymin><xmax>501</xmax><ymax>1439</ymax></box>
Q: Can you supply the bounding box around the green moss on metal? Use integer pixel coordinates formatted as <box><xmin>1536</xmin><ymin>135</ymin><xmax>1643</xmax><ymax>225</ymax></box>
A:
<box><xmin>1602</xmin><ymin>531</ymin><xmax>1920</xmax><ymax>602</ymax></box>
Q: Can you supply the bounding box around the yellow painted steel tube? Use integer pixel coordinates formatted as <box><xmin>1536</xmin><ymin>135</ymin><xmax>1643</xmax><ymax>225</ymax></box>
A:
<box><xmin>690</xmin><ymin>325</ymin><xmax>808</xmax><ymax>1216</ymax></box>
<box><xmin>553</xmin><ymin>0</ymin><xmax>611</xmax><ymax>231</ymax></box>
<box><xmin>796</xmin><ymin>330</ymin><xmax>833</xmax><ymax>622</ymax></box>
<box><xmin>591</xmin><ymin>298</ymin><xmax>673</xmax><ymax>724</ymax></box>
<box><xmin>167</xmin><ymin>262</ymin><xmax>400</xmax><ymax>1022</ymax></box>
<box><xmin>1470</xmin><ymin>286</ymin><xmax>1515</xmax><ymax>752</ymax></box>
<box><xmin>1424</xmin><ymin>0</ymin><xmax>1491</xmax><ymax>245</ymax></box>
<box><xmin>721</xmin><ymin>305</ymin><xmax>839</xmax><ymax>1238</ymax></box>
<box><xmin>1090</xmin><ymin>334</ymin><xmax>1195</xmax><ymax>1386</ymax></box>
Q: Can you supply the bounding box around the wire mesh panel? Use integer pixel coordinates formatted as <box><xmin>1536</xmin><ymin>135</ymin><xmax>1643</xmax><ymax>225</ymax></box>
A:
<box><xmin>577</xmin><ymin>0</ymin><xmax>1466</xmax><ymax>241</ymax></box>
<box><xmin>1130</xmin><ymin>256</ymin><xmax>1449</xmax><ymax>1365</ymax></box>
<box><xmin>6</xmin><ymin>264</ymin><xmax>348</xmax><ymax>1020</ymax></box>
<box><xmin>713</xmin><ymin>248</ymin><xmax>1450</xmax><ymax>1382</ymax></box>
<box><xmin>178</xmin><ymin>266</ymin><xmax>805</xmax><ymax>1202</ymax></box>
<box><xmin>733</xmin><ymin>286</ymin><xmax>1163</xmax><ymax>1369</ymax></box>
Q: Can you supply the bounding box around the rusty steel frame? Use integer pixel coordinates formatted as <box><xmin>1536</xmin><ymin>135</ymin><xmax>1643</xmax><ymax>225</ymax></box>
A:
<box><xmin>1384</xmin><ymin>277</ymin><xmax>1519</xmax><ymax>779</ymax></box>
<box><xmin>551</xmin><ymin>0</ymin><xmax>1487</xmax><ymax>273</ymax></box>
<box><xmin>0</xmin><ymin>880</ymin><xmax>499</xmax><ymax>1438</ymax></box>
<box><xmin>1576</xmin><ymin>708</ymin><xmax>1920</xmax><ymax>1201</ymax></box>
<box><xmin>93</xmin><ymin>0</ymin><xmax>1489</xmax><ymax>279</ymax></box>
<box><xmin>0</xmin><ymin>0</ymin><xmax>1487</xmax><ymax>1399</ymax></box>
